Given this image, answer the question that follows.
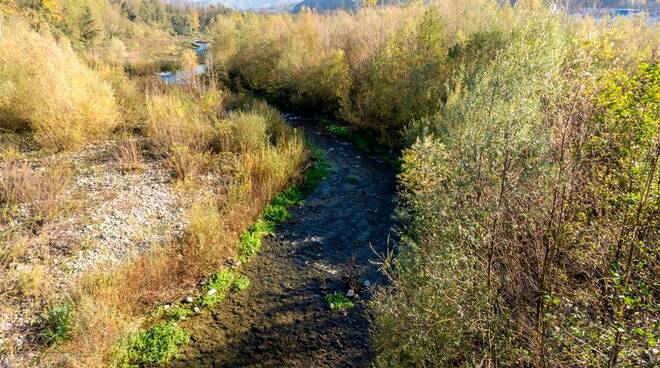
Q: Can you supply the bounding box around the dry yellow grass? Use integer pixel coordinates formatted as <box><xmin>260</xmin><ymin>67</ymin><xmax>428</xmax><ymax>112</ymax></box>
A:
<box><xmin>145</xmin><ymin>92</ymin><xmax>215</xmax><ymax>155</ymax></box>
<box><xmin>113</xmin><ymin>136</ymin><xmax>145</xmax><ymax>173</ymax></box>
<box><xmin>0</xmin><ymin>150</ymin><xmax>72</xmax><ymax>220</ymax></box>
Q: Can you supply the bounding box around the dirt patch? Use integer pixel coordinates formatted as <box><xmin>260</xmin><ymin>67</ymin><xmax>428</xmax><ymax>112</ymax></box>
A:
<box><xmin>169</xmin><ymin>115</ymin><xmax>396</xmax><ymax>367</ymax></box>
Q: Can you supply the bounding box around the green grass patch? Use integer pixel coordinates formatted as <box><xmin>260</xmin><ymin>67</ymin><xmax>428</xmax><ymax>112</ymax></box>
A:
<box><xmin>301</xmin><ymin>146</ymin><xmax>328</xmax><ymax>194</ymax></box>
<box><xmin>164</xmin><ymin>305</ymin><xmax>194</xmax><ymax>321</ymax></box>
<box><xmin>344</xmin><ymin>175</ymin><xmax>359</xmax><ymax>185</ymax></box>
<box><xmin>239</xmin><ymin>157</ymin><xmax>322</xmax><ymax>262</ymax></box>
<box><xmin>325</xmin><ymin>292</ymin><xmax>355</xmax><ymax>311</ymax></box>
<box><xmin>111</xmin><ymin>321</ymin><xmax>189</xmax><ymax>368</ymax></box>
<box><xmin>263</xmin><ymin>187</ymin><xmax>305</xmax><ymax>223</ymax></box>
<box><xmin>199</xmin><ymin>270</ymin><xmax>236</xmax><ymax>308</ymax></box>
<box><xmin>274</xmin><ymin>187</ymin><xmax>305</xmax><ymax>207</ymax></box>
<box><xmin>352</xmin><ymin>135</ymin><xmax>371</xmax><ymax>152</ymax></box>
<box><xmin>232</xmin><ymin>275</ymin><xmax>251</xmax><ymax>292</ymax></box>
<box><xmin>262</xmin><ymin>203</ymin><xmax>291</xmax><ymax>223</ymax></box>
<box><xmin>327</xmin><ymin>124</ymin><xmax>351</xmax><ymax>137</ymax></box>
<box><xmin>325</xmin><ymin>122</ymin><xmax>373</xmax><ymax>153</ymax></box>
<box><xmin>238</xmin><ymin>224</ymin><xmax>265</xmax><ymax>262</ymax></box>
<box><xmin>40</xmin><ymin>302</ymin><xmax>72</xmax><ymax>345</ymax></box>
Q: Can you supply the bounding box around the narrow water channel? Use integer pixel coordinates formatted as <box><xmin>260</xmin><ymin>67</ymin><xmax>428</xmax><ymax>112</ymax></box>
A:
<box><xmin>168</xmin><ymin>115</ymin><xmax>397</xmax><ymax>367</ymax></box>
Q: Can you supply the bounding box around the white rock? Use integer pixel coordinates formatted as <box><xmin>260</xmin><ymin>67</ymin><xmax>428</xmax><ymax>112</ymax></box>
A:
<box><xmin>346</xmin><ymin>289</ymin><xmax>355</xmax><ymax>297</ymax></box>
<box><xmin>363</xmin><ymin>280</ymin><xmax>371</xmax><ymax>288</ymax></box>
<box><xmin>193</xmin><ymin>306</ymin><xmax>200</xmax><ymax>313</ymax></box>
<box><xmin>207</xmin><ymin>288</ymin><xmax>217</xmax><ymax>296</ymax></box>
<box><xmin>185</xmin><ymin>296</ymin><xmax>194</xmax><ymax>303</ymax></box>
<box><xmin>329</xmin><ymin>303</ymin><xmax>335</xmax><ymax>310</ymax></box>
<box><xmin>163</xmin><ymin>304</ymin><xmax>171</xmax><ymax>310</ymax></box>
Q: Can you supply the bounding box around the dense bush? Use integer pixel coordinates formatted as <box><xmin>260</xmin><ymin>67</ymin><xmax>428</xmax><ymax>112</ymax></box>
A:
<box><xmin>0</xmin><ymin>16</ymin><xmax>119</xmax><ymax>150</ymax></box>
<box><xmin>356</xmin><ymin>8</ymin><xmax>450</xmax><ymax>145</ymax></box>
<box><xmin>208</xmin><ymin>1</ymin><xmax>523</xmax><ymax>147</ymax></box>
<box><xmin>370</xmin><ymin>6</ymin><xmax>658</xmax><ymax>368</ymax></box>
<box><xmin>210</xmin><ymin>12</ymin><xmax>352</xmax><ymax>114</ymax></box>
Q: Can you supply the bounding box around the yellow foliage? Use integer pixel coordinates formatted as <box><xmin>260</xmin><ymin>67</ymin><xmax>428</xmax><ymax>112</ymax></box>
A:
<box><xmin>178</xmin><ymin>49</ymin><xmax>198</xmax><ymax>72</ymax></box>
<box><xmin>0</xmin><ymin>16</ymin><xmax>118</xmax><ymax>150</ymax></box>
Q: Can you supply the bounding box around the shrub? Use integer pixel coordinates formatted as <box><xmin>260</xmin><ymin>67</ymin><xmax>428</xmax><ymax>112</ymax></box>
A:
<box><xmin>356</xmin><ymin>8</ymin><xmax>450</xmax><ymax>144</ymax></box>
<box><xmin>7</xmin><ymin>263</ymin><xmax>50</xmax><ymax>298</ymax></box>
<box><xmin>41</xmin><ymin>303</ymin><xmax>73</xmax><ymax>345</ymax></box>
<box><xmin>113</xmin><ymin>136</ymin><xmax>144</xmax><ymax>172</ymax></box>
<box><xmin>178</xmin><ymin>49</ymin><xmax>198</xmax><ymax>72</ymax></box>
<box><xmin>186</xmin><ymin>196</ymin><xmax>229</xmax><ymax>265</ymax></box>
<box><xmin>145</xmin><ymin>91</ymin><xmax>214</xmax><ymax>155</ymax></box>
<box><xmin>0</xmin><ymin>16</ymin><xmax>118</xmax><ymax>150</ymax></box>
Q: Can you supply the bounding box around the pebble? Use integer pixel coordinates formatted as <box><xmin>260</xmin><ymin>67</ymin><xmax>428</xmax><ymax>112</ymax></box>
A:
<box><xmin>346</xmin><ymin>289</ymin><xmax>355</xmax><ymax>297</ymax></box>
<box><xmin>207</xmin><ymin>288</ymin><xmax>217</xmax><ymax>296</ymax></box>
<box><xmin>363</xmin><ymin>280</ymin><xmax>371</xmax><ymax>288</ymax></box>
<box><xmin>185</xmin><ymin>296</ymin><xmax>194</xmax><ymax>303</ymax></box>
<box><xmin>193</xmin><ymin>306</ymin><xmax>200</xmax><ymax>313</ymax></box>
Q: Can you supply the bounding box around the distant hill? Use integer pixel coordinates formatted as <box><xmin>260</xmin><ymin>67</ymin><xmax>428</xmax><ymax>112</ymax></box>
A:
<box><xmin>176</xmin><ymin>0</ymin><xmax>299</xmax><ymax>10</ymax></box>
<box><xmin>292</xmin><ymin>0</ymin><xmax>361</xmax><ymax>13</ymax></box>
<box><xmin>291</xmin><ymin>0</ymin><xmax>410</xmax><ymax>13</ymax></box>
<box><xmin>176</xmin><ymin>0</ymin><xmax>405</xmax><ymax>12</ymax></box>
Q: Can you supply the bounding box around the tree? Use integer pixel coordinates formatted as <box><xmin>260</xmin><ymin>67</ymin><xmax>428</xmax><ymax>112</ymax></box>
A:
<box><xmin>41</xmin><ymin>0</ymin><xmax>62</xmax><ymax>22</ymax></box>
<box><xmin>79</xmin><ymin>6</ymin><xmax>100</xmax><ymax>45</ymax></box>
<box><xmin>190</xmin><ymin>10</ymin><xmax>200</xmax><ymax>32</ymax></box>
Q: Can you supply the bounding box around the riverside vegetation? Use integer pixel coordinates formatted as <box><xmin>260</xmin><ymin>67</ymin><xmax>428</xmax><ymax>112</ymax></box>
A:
<box><xmin>1</xmin><ymin>0</ymin><xmax>659</xmax><ymax>367</ymax></box>
<box><xmin>206</xmin><ymin>1</ymin><xmax>658</xmax><ymax>367</ymax></box>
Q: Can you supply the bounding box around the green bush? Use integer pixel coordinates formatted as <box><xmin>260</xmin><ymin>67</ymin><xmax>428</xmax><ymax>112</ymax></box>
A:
<box><xmin>372</xmin><ymin>13</ymin><xmax>567</xmax><ymax>367</ymax></box>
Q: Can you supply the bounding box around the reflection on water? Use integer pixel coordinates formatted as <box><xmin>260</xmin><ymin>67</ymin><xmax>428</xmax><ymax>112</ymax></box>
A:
<box><xmin>160</xmin><ymin>41</ymin><xmax>209</xmax><ymax>84</ymax></box>
<box><xmin>572</xmin><ymin>7</ymin><xmax>659</xmax><ymax>22</ymax></box>
<box><xmin>159</xmin><ymin>64</ymin><xmax>208</xmax><ymax>84</ymax></box>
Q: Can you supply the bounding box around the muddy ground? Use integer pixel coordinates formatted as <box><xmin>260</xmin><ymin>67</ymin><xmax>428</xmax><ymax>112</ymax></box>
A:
<box><xmin>169</xmin><ymin>116</ymin><xmax>396</xmax><ymax>368</ymax></box>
